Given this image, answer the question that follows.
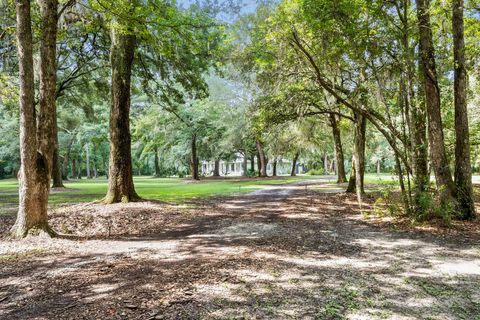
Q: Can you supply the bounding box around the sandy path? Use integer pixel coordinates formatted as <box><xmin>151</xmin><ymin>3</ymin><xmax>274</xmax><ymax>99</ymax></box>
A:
<box><xmin>1</xmin><ymin>180</ymin><xmax>479</xmax><ymax>319</ymax></box>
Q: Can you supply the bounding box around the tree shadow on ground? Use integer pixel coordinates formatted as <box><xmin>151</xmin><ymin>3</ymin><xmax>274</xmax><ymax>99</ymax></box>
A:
<box><xmin>1</xmin><ymin>185</ymin><xmax>479</xmax><ymax>319</ymax></box>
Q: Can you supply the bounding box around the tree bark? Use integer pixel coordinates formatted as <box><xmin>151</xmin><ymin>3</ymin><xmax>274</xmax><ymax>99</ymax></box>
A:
<box><xmin>213</xmin><ymin>160</ymin><xmax>220</xmax><ymax>177</ymax></box>
<box><xmin>52</xmin><ymin>147</ymin><xmax>64</xmax><ymax>187</ymax></box>
<box><xmin>105</xmin><ymin>22</ymin><xmax>138</xmax><ymax>203</ymax></box>
<box><xmin>353</xmin><ymin>114</ymin><xmax>366</xmax><ymax>197</ymax></box>
<box><xmin>416</xmin><ymin>0</ymin><xmax>456</xmax><ymax>205</ymax></box>
<box><xmin>291</xmin><ymin>152</ymin><xmax>299</xmax><ymax>177</ymax></box>
<box><xmin>329</xmin><ymin>113</ymin><xmax>347</xmax><ymax>183</ymax></box>
<box><xmin>346</xmin><ymin>157</ymin><xmax>356</xmax><ymax>193</ymax></box>
<box><xmin>190</xmin><ymin>133</ymin><xmax>199</xmax><ymax>180</ymax></box>
<box><xmin>256</xmin><ymin>140</ymin><xmax>267</xmax><ymax>177</ymax></box>
<box><xmin>11</xmin><ymin>0</ymin><xmax>57</xmax><ymax>238</ymax></box>
<box><xmin>453</xmin><ymin>0</ymin><xmax>476</xmax><ymax>220</ymax></box>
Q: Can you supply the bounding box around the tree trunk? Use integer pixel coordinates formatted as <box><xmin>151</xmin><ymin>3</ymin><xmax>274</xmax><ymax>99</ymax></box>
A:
<box><xmin>190</xmin><ymin>134</ymin><xmax>199</xmax><ymax>180</ymax></box>
<box><xmin>416</xmin><ymin>0</ymin><xmax>456</xmax><ymax>205</ymax></box>
<box><xmin>256</xmin><ymin>140</ymin><xmax>267</xmax><ymax>177</ymax></box>
<box><xmin>77</xmin><ymin>157</ymin><xmax>82</xmax><ymax>179</ymax></box>
<box><xmin>154</xmin><ymin>147</ymin><xmax>160</xmax><ymax>176</ymax></box>
<box><xmin>62</xmin><ymin>145</ymin><xmax>69</xmax><ymax>180</ymax></box>
<box><xmin>52</xmin><ymin>108</ymin><xmax>64</xmax><ymax>187</ymax></box>
<box><xmin>453</xmin><ymin>0</ymin><xmax>476</xmax><ymax>220</ymax></box>
<box><xmin>291</xmin><ymin>152</ymin><xmax>299</xmax><ymax>177</ymax></box>
<box><xmin>52</xmin><ymin>147</ymin><xmax>64</xmax><ymax>187</ymax></box>
<box><xmin>105</xmin><ymin>23</ymin><xmax>138</xmax><ymax>203</ymax></box>
<box><xmin>250</xmin><ymin>154</ymin><xmax>255</xmax><ymax>172</ymax></box>
<box><xmin>71</xmin><ymin>158</ymin><xmax>76</xmax><ymax>179</ymax></box>
<box><xmin>242</xmin><ymin>151</ymin><xmax>248</xmax><ymax>176</ymax></box>
<box><xmin>329</xmin><ymin>113</ymin><xmax>347</xmax><ymax>183</ymax></box>
<box><xmin>346</xmin><ymin>157</ymin><xmax>356</xmax><ymax>193</ymax></box>
<box><xmin>323</xmin><ymin>152</ymin><xmax>329</xmax><ymax>174</ymax></box>
<box><xmin>85</xmin><ymin>143</ymin><xmax>91</xmax><ymax>179</ymax></box>
<box><xmin>353</xmin><ymin>113</ymin><xmax>366</xmax><ymax>197</ymax></box>
<box><xmin>272</xmin><ymin>157</ymin><xmax>277</xmax><ymax>177</ymax></box>
<box><xmin>11</xmin><ymin>0</ymin><xmax>57</xmax><ymax>238</ymax></box>
<box><xmin>377</xmin><ymin>159</ymin><xmax>381</xmax><ymax>174</ymax></box>
<box><xmin>213</xmin><ymin>160</ymin><xmax>220</xmax><ymax>177</ymax></box>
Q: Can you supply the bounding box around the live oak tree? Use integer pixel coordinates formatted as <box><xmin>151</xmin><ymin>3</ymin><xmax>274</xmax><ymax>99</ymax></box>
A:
<box><xmin>11</xmin><ymin>0</ymin><xmax>58</xmax><ymax>237</ymax></box>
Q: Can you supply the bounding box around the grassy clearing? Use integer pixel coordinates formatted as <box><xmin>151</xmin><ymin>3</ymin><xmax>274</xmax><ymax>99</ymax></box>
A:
<box><xmin>0</xmin><ymin>175</ymin><xmax>316</xmax><ymax>215</ymax></box>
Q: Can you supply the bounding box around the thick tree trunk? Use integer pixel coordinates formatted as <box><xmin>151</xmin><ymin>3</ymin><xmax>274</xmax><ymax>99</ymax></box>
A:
<box><xmin>291</xmin><ymin>152</ymin><xmax>299</xmax><ymax>177</ymax></box>
<box><xmin>11</xmin><ymin>0</ymin><xmax>57</xmax><ymax>238</ymax></box>
<box><xmin>346</xmin><ymin>157</ymin><xmax>356</xmax><ymax>193</ymax></box>
<box><xmin>416</xmin><ymin>0</ymin><xmax>456</xmax><ymax>205</ymax></box>
<box><xmin>250</xmin><ymin>154</ymin><xmax>255</xmax><ymax>172</ymax></box>
<box><xmin>256</xmin><ymin>140</ymin><xmax>267</xmax><ymax>177</ymax></box>
<box><xmin>353</xmin><ymin>113</ymin><xmax>366</xmax><ymax>197</ymax></box>
<box><xmin>154</xmin><ymin>147</ymin><xmax>160</xmax><ymax>176</ymax></box>
<box><xmin>453</xmin><ymin>0</ymin><xmax>476</xmax><ymax>220</ymax></box>
<box><xmin>213</xmin><ymin>160</ymin><xmax>220</xmax><ymax>177</ymax></box>
<box><xmin>190</xmin><ymin>134</ymin><xmax>199</xmax><ymax>180</ymax></box>
<box><xmin>105</xmin><ymin>24</ymin><xmax>138</xmax><ymax>203</ymax></box>
<box><xmin>329</xmin><ymin>113</ymin><xmax>347</xmax><ymax>183</ymax></box>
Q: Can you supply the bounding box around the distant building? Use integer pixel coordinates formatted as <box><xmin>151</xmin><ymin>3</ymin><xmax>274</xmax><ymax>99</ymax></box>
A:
<box><xmin>200</xmin><ymin>154</ymin><xmax>305</xmax><ymax>176</ymax></box>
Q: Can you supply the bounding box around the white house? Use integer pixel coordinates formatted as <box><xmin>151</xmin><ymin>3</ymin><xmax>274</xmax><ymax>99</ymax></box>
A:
<box><xmin>200</xmin><ymin>154</ymin><xmax>304</xmax><ymax>176</ymax></box>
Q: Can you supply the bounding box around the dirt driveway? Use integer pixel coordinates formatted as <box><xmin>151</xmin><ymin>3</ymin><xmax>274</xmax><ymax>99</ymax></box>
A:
<box><xmin>1</xmin><ymin>180</ymin><xmax>479</xmax><ymax>319</ymax></box>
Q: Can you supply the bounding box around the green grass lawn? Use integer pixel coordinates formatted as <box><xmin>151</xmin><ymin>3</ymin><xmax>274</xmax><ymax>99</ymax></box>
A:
<box><xmin>0</xmin><ymin>175</ymin><xmax>317</xmax><ymax>215</ymax></box>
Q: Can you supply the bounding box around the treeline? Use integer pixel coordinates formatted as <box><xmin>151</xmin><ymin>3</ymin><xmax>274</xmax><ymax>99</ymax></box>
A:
<box><xmin>234</xmin><ymin>0</ymin><xmax>479</xmax><ymax>221</ymax></box>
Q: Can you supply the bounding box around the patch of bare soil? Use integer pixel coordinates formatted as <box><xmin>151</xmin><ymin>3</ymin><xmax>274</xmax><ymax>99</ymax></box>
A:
<box><xmin>1</xmin><ymin>181</ymin><xmax>480</xmax><ymax>319</ymax></box>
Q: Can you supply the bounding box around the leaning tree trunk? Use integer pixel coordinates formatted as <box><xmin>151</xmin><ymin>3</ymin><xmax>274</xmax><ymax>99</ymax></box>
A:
<box><xmin>329</xmin><ymin>113</ymin><xmax>347</xmax><ymax>183</ymax></box>
<box><xmin>105</xmin><ymin>24</ymin><xmax>138</xmax><ymax>203</ymax></box>
<box><xmin>11</xmin><ymin>0</ymin><xmax>57</xmax><ymax>238</ymax></box>
<box><xmin>416</xmin><ymin>0</ymin><xmax>456</xmax><ymax>205</ymax></box>
<box><xmin>256</xmin><ymin>140</ymin><xmax>268</xmax><ymax>177</ymax></box>
<box><xmin>190</xmin><ymin>133</ymin><xmax>199</xmax><ymax>180</ymax></box>
<box><xmin>291</xmin><ymin>152</ymin><xmax>299</xmax><ymax>177</ymax></box>
<box><xmin>453</xmin><ymin>0</ymin><xmax>476</xmax><ymax>220</ymax></box>
<box><xmin>213</xmin><ymin>160</ymin><xmax>220</xmax><ymax>177</ymax></box>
